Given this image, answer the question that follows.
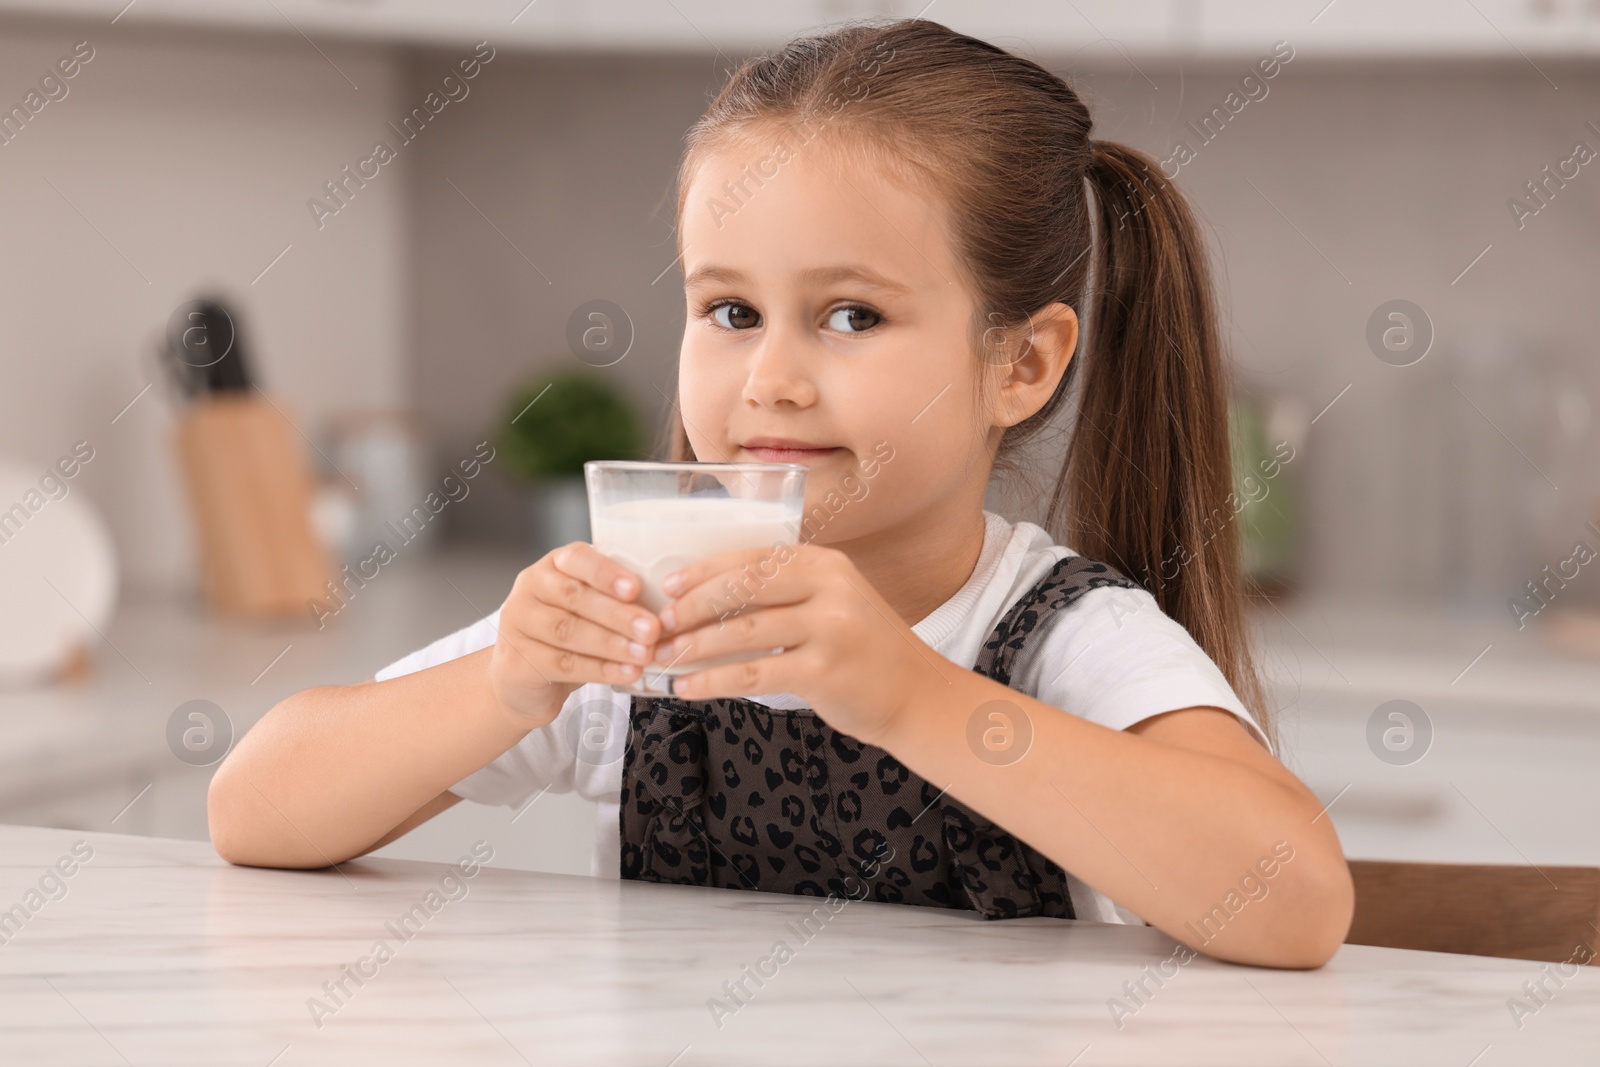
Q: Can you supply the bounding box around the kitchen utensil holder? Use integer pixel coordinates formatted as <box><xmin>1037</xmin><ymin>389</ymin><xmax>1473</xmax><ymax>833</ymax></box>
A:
<box><xmin>174</xmin><ymin>394</ymin><xmax>333</xmax><ymax>617</ymax></box>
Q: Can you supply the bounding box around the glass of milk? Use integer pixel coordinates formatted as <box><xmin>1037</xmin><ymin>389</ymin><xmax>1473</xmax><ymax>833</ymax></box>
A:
<box><xmin>584</xmin><ymin>460</ymin><xmax>808</xmax><ymax>695</ymax></box>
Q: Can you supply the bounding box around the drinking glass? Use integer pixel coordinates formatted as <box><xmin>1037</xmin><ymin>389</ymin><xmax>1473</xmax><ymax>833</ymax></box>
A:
<box><xmin>584</xmin><ymin>460</ymin><xmax>807</xmax><ymax>695</ymax></box>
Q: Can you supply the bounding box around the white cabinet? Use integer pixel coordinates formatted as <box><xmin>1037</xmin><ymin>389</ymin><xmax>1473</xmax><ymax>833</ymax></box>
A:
<box><xmin>0</xmin><ymin>756</ymin><xmax>598</xmax><ymax>878</ymax></box>
<box><xmin>1261</xmin><ymin>597</ymin><xmax>1600</xmax><ymax>868</ymax></box>
<box><xmin>1282</xmin><ymin>693</ymin><xmax>1600</xmax><ymax>867</ymax></box>
<box><xmin>1</xmin><ymin>0</ymin><xmax>1595</xmax><ymax>56</ymax></box>
<box><xmin>368</xmin><ymin>790</ymin><xmax>598</xmax><ymax>877</ymax></box>
<box><xmin>1198</xmin><ymin>0</ymin><xmax>1600</xmax><ymax>56</ymax></box>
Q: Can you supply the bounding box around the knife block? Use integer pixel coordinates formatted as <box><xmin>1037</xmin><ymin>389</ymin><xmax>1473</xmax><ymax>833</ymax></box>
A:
<box><xmin>174</xmin><ymin>394</ymin><xmax>334</xmax><ymax>618</ymax></box>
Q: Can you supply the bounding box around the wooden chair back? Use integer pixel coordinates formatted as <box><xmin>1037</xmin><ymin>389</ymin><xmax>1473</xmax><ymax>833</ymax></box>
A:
<box><xmin>1346</xmin><ymin>859</ymin><xmax>1600</xmax><ymax>965</ymax></box>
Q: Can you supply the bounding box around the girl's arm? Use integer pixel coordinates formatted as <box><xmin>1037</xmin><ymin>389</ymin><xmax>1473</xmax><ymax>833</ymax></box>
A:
<box><xmin>208</xmin><ymin>542</ymin><xmax>666</xmax><ymax>869</ymax></box>
<box><xmin>206</xmin><ymin>647</ymin><xmax>551</xmax><ymax>868</ymax></box>
<box><xmin>356</xmin><ymin>788</ymin><xmax>467</xmax><ymax>857</ymax></box>
<box><xmin>876</xmin><ymin>668</ymin><xmax>1353</xmax><ymax>969</ymax></box>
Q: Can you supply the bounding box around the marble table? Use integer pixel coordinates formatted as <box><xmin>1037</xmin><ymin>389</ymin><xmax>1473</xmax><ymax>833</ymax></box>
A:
<box><xmin>0</xmin><ymin>824</ymin><xmax>1595</xmax><ymax>1065</ymax></box>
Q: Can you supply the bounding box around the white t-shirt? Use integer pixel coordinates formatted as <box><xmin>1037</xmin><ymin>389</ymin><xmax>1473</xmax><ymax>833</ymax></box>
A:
<box><xmin>374</xmin><ymin>509</ymin><xmax>1268</xmax><ymax>926</ymax></box>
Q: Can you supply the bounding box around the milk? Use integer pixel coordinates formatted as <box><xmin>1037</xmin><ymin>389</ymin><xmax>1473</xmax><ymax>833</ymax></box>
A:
<box><xmin>590</xmin><ymin>495</ymin><xmax>801</xmax><ymax>689</ymax></box>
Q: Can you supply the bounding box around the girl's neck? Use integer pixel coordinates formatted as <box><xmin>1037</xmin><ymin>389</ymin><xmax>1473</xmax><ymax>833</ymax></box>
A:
<box><xmin>829</xmin><ymin>505</ymin><xmax>989</xmax><ymax>629</ymax></box>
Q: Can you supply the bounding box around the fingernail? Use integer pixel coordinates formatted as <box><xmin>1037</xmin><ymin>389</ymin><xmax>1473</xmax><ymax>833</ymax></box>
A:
<box><xmin>627</xmin><ymin>641</ymin><xmax>649</xmax><ymax>660</ymax></box>
<box><xmin>663</xmin><ymin>573</ymin><xmax>683</xmax><ymax>596</ymax></box>
<box><xmin>614</xmin><ymin>577</ymin><xmax>633</xmax><ymax>598</ymax></box>
<box><xmin>659</xmin><ymin>605</ymin><xmax>676</xmax><ymax>631</ymax></box>
<box><xmin>631</xmin><ymin>617</ymin><xmax>652</xmax><ymax>640</ymax></box>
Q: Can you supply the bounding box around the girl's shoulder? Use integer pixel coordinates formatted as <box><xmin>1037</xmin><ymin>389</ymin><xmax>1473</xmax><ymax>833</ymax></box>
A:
<box><xmin>983</xmin><ymin>513</ymin><xmax>1272</xmax><ymax>753</ymax></box>
<box><xmin>971</xmin><ymin>510</ymin><xmax>1147</xmax><ymax>618</ymax></box>
<box><xmin>921</xmin><ymin>510</ymin><xmax>1150</xmax><ymax>681</ymax></box>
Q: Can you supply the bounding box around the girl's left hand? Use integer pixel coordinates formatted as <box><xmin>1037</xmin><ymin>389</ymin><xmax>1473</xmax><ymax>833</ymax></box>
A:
<box><xmin>649</xmin><ymin>543</ymin><xmax>948</xmax><ymax>746</ymax></box>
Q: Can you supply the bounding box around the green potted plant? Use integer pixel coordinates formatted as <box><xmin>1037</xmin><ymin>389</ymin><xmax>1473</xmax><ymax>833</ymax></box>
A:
<box><xmin>1228</xmin><ymin>393</ymin><xmax>1300</xmax><ymax>597</ymax></box>
<box><xmin>497</xmin><ymin>370</ymin><xmax>644</xmax><ymax>555</ymax></box>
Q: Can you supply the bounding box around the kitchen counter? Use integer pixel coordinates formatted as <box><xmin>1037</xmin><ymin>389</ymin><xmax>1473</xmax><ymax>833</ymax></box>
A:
<box><xmin>0</xmin><ymin>547</ymin><xmax>531</xmax><ymax>815</ymax></box>
<box><xmin>1</xmin><ymin>823</ymin><xmax>1595</xmax><ymax>1065</ymax></box>
<box><xmin>0</xmin><ymin>546</ymin><xmax>602</xmax><ymax>875</ymax></box>
<box><xmin>4</xmin><ymin>546</ymin><xmax>1600</xmax><ymax>873</ymax></box>
<box><xmin>1254</xmin><ymin>592</ymin><xmax>1600</xmax><ymax>722</ymax></box>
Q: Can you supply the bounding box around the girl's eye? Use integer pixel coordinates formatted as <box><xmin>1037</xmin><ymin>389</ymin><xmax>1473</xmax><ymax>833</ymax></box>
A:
<box><xmin>705</xmin><ymin>300</ymin><xmax>760</xmax><ymax>330</ymax></box>
<box><xmin>825</xmin><ymin>305</ymin><xmax>881</xmax><ymax>333</ymax></box>
<box><xmin>698</xmin><ymin>299</ymin><xmax>882</xmax><ymax>333</ymax></box>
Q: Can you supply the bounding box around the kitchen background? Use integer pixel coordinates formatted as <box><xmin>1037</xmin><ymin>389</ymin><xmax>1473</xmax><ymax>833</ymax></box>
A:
<box><xmin>1</xmin><ymin>0</ymin><xmax>1597</xmax><ymax>878</ymax></box>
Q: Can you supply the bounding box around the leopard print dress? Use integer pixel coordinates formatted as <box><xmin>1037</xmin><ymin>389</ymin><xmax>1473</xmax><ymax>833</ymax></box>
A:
<box><xmin>618</xmin><ymin>553</ymin><xmax>1140</xmax><ymax>920</ymax></box>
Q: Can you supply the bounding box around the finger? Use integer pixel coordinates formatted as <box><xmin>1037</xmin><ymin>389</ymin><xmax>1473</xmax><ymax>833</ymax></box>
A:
<box><xmin>541</xmin><ymin>650</ymin><xmax>644</xmax><ymax>688</ymax></box>
<box><xmin>653</xmin><ymin>604</ymin><xmax>807</xmax><ymax>667</ymax></box>
<box><xmin>669</xmin><ymin>647</ymin><xmax>798</xmax><ymax>701</ymax></box>
<box><xmin>526</xmin><ymin>602</ymin><xmax>657</xmax><ymax>666</ymax></box>
<box><xmin>533</xmin><ymin>553</ymin><xmax>663</xmax><ymax>645</ymax></box>
<box><xmin>493</xmin><ymin>615</ymin><xmax>644</xmax><ymax>688</ymax></box>
<box><xmin>658</xmin><ymin>544</ymin><xmax>795</xmax><ymax>601</ymax></box>
<box><xmin>660</xmin><ymin>551</ymin><xmax>807</xmax><ymax>635</ymax></box>
<box><xmin>550</xmin><ymin>541</ymin><xmax>645</xmax><ymax>603</ymax></box>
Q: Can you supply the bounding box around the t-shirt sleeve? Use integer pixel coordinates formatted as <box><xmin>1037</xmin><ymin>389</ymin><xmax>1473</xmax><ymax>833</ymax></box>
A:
<box><xmin>371</xmin><ymin>609</ymin><xmax>581</xmax><ymax>807</ymax></box>
<box><xmin>1011</xmin><ymin>584</ymin><xmax>1272</xmax><ymax>755</ymax></box>
<box><xmin>373</xmin><ymin>610</ymin><xmax>501</xmax><ymax>683</ymax></box>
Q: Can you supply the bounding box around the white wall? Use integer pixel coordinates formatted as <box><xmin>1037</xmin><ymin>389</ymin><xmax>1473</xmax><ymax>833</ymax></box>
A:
<box><xmin>0</xmin><ymin>19</ymin><xmax>408</xmax><ymax>592</ymax></box>
<box><xmin>403</xmin><ymin>47</ymin><xmax>1600</xmax><ymax>610</ymax></box>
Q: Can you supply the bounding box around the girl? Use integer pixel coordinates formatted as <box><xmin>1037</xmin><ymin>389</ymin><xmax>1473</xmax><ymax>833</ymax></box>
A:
<box><xmin>209</xmin><ymin>18</ymin><xmax>1352</xmax><ymax>969</ymax></box>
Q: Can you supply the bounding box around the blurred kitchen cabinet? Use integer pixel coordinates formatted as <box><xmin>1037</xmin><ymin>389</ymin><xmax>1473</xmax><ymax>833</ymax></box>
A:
<box><xmin>0</xmin><ymin>754</ymin><xmax>598</xmax><ymax>878</ymax></box>
<box><xmin>368</xmin><ymin>790</ymin><xmax>598</xmax><ymax>878</ymax></box>
<box><xmin>2</xmin><ymin>0</ymin><xmax>1596</xmax><ymax>56</ymax></box>
<box><xmin>1197</xmin><ymin>0</ymin><xmax>1600</xmax><ymax>55</ymax></box>
<box><xmin>1281</xmin><ymin>692</ymin><xmax>1600</xmax><ymax>868</ymax></box>
<box><xmin>0</xmin><ymin>761</ymin><xmax>209</xmax><ymax>841</ymax></box>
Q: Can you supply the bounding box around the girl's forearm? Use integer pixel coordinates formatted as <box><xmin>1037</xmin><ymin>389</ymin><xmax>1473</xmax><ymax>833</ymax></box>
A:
<box><xmin>874</xmin><ymin>668</ymin><xmax>1351</xmax><ymax>968</ymax></box>
<box><xmin>207</xmin><ymin>646</ymin><xmax>552</xmax><ymax>869</ymax></box>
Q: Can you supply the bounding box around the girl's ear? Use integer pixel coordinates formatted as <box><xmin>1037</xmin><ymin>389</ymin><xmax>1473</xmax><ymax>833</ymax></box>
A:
<box><xmin>988</xmin><ymin>302</ymin><xmax>1078</xmax><ymax>428</ymax></box>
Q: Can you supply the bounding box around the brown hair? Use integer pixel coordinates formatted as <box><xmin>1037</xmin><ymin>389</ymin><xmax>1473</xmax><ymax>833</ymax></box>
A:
<box><xmin>659</xmin><ymin>18</ymin><xmax>1272</xmax><ymax>749</ymax></box>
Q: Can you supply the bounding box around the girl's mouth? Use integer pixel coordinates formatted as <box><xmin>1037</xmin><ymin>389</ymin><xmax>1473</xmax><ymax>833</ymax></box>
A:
<box><xmin>739</xmin><ymin>439</ymin><xmax>843</xmax><ymax>463</ymax></box>
<box><xmin>742</xmin><ymin>445</ymin><xmax>841</xmax><ymax>463</ymax></box>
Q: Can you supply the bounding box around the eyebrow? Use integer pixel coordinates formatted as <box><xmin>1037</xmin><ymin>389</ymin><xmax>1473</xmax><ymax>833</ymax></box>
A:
<box><xmin>682</xmin><ymin>263</ymin><xmax>912</xmax><ymax>295</ymax></box>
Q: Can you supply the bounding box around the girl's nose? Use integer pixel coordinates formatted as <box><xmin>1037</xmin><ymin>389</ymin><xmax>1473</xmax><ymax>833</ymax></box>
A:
<box><xmin>740</xmin><ymin>335</ymin><xmax>818</xmax><ymax>409</ymax></box>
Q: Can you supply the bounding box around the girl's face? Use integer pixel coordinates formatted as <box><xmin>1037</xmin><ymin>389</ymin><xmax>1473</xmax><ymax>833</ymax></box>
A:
<box><xmin>677</xmin><ymin>136</ymin><xmax>1024</xmax><ymax>544</ymax></box>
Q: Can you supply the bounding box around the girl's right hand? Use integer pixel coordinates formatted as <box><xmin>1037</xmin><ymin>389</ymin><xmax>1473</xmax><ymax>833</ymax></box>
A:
<box><xmin>489</xmin><ymin>541</ymin><xmax>661</xmax><ymax>728</ymax></box>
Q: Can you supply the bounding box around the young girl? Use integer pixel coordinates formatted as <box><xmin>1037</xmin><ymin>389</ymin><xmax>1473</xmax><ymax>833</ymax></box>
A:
<box><xmin>209</xmin><ymin>18</ymin><xmax>1352</xmax><ymax>969</ymax></box>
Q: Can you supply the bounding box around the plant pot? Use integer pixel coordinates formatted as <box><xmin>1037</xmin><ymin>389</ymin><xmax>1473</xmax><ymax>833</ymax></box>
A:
<box><xmin>526</xmin><ymin>476</ymin><xmax>591</xmax><ymax>557</ymax></box>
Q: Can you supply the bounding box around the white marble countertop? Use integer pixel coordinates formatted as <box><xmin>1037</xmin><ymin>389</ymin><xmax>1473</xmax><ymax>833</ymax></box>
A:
<box><xmin>1</xmin><ymin>824</ymin><xmax>1595</xmax><ymax>1065</ymax></box>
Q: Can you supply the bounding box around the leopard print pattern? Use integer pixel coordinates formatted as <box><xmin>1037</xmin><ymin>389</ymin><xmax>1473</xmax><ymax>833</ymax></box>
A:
<box><xmin>619</xmin><ymin>554</ymin><xmax>1140</xmax><ymax>920</ymax></box>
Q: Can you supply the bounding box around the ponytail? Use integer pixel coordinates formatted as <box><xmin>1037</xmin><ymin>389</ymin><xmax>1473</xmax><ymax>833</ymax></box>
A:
<box><xmin>1054</xmin><ymin>138</ymin><xmax>1271</xmax><ymax>749</ymax></box>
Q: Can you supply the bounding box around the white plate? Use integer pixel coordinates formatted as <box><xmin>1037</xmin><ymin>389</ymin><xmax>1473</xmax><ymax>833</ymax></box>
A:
<box><xmin>0</xmin><ymin>459</ymin><xmax>118</xmax><ymax>685</ymax></box>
